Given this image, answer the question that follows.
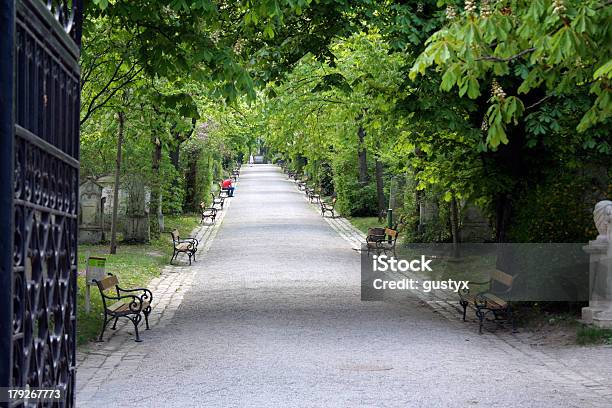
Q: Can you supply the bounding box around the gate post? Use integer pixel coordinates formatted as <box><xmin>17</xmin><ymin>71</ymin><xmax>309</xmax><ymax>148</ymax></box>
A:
<box><xmin>0</xmin><ymin>0</ymin><xmax>15</xmax><ymax>390</ymax></box>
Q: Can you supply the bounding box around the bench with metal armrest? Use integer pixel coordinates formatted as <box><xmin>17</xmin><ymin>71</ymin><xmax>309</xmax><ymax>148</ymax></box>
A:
<box><xmin>94</xmin><ymin>273</ymin><xmax>153</xmax><ymax>342</ymax></box>
<box><xmin>218</xmin><ymin>182</ymin><xmax>231</xmax><ymax>198</ymax></box>
<box><xmin>296</xmin><ymin>178</ymin><xmax>308</xmax><ymax>191</ymax></box>
<box><xmin>365</xmin><ymin>227</ymin><xmax>399</xmax><ymax>256</ymax></box>
<box><xmin>200</xmin><ymin>202</ymin><xmax>218</xmax><ymax>224</ymax></box>
<box><xmin>211</xmin><ymin>192</ymin><xmax>225</xmax><ymax>209</ymax></box>
<box><xmin>459</xmin><ymin>269</ymin><xmax>517</xmax><ymax>334</ymax></box>
<box><xmin>320</xmin><ymin>197</ymin><xmax>337</xmax><ymax>218</ymax></box>
<box><xmin>170</xmin><ymin>228</ymin><xmax>198</xmax><ymax>265</ymax></box>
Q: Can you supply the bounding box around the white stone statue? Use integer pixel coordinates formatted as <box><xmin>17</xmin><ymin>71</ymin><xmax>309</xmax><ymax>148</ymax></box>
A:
<box><xmin>593</xmin><ymin>200</ymin><xmax>612</xmax><ymax>243</ymax></box>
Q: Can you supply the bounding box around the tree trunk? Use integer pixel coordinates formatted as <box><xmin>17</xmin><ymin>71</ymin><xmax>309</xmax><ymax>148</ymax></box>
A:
<box><xmin>169</xmin><ymin>117</ymin><xmax>196</xmax><ymax>171</ymax></box>
<box><xmin>169</xmin><ymin>144</ymin><xmax>180</xmax><ymax>170</ymax></box>
<box><xmin>185</xmin><ymin>149</ymin><xmax>198</xmax><ymax>212</ymax></box>
<box><xmin>150</xmin><ymin>135</ymin><xmax>162</xmax><ymax>239</ymax></box>
<box><xmin>109</xmin><ymin>111</ymin><xmax>125</xmax><ymax>254</ymax></box>
<box><xmin>357</xmin><ymin>126</ymin><xmax>368</xmax><ymax>184</ymax></box>
<box><xmin>494</xmin><ymin>195</ymin><xmax>512</xmax><ymax>243</ymax></box>
<box><xmin>375</xmin><ymin>158</ymin><xmax>385</xmax><ymax>221</ymax></box>
<box><xmin>450</xmin><ymin>190</ymin><xmax>460</xmax><ymax>258</ymax></box>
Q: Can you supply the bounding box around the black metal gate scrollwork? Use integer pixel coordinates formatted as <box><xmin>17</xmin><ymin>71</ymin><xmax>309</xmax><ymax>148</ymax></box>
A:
<box><xmin>0</xmin><ymin>0</ymin><xmax>83</xmax><ymax>407</ymax></box>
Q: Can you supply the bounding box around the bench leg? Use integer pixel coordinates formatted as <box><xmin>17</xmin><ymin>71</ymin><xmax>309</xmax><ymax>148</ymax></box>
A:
<box><xmin>111</xmin><ymin>316</ymin><xmax>119</xmax><ymax>330</ymax></box>
<box><xmin>170</xmin><ymin>250</ymin><xmax>177</xmax><ymax>265</ymax></box>
<box><xmin>131</xmin><ymin>314</ymin><xmax>143</xmax><ymax>342</ymax></box>
<box><xmin>97</xmin><ymin>315</ymin><xmax>111</xmax><ymax>342</ymax></box>
<box><xmin>188</xmin><ymin>253</ymin><xmax>192</xmax><ymax>265</ymax></box>
<box><xmin>459</xmin><ymin>300</ymin><xmax>468</xmax><ymax>321</ymax></box>
<box><xmin>143</xmin><ymin>307</ymin><xmax>151</xmax><ymax>330</ymax></box>
<box><xmin>476</xmin><ymin>309</ymin><xmax>484</xmax><ymax>334</ymax></box>
<box><xmin>508</xmin><ymin>307</ymin><xmax>517</xmax><ymax>333</ymax></box>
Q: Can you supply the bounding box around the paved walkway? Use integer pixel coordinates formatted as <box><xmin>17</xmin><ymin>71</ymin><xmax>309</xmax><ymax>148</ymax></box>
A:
<box><xmin>77</xmin><ymin>165</ymin><xmax>612</xmax><ymax>407</ymax></box>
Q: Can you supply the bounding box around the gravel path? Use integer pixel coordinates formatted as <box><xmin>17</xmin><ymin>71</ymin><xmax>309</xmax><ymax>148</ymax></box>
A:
<box><xmin>78</xmin><ymin>165</ymin><xmax>612</xmax><ymax>408</ymax></box>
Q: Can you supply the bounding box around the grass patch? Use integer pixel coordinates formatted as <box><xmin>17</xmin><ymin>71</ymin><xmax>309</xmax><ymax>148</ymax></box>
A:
<box><xmin>76</xmin><ymin>214</ymin><xmax>200</xmax><ymax>346</ymax></box>
<box><xmin>348</xmin><ymin>216</ymin><xmax>387</xmax><ymax>234</ymax></box>
<box><xmin>576</xmin><ymin>325</ymin><xmax>612</xmax><ymax>345</ymax></box>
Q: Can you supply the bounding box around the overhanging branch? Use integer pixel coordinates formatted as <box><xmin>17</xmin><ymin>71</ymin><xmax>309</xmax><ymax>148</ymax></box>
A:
<box><xmin>476</xmin><ymin>47</ymin><xmax>536</xmax><ymax>62</ymax></box>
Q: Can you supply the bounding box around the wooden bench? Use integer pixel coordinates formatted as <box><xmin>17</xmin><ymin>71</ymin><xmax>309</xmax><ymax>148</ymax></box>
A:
<box><xmin>218</xmin><ymin>182</ymin><xmax>230</xmax><ymax>198</ymax></box>
<box><xmin>231</xmin><ymin>167</ymin><xmax>240</xmax><ymax>182</ymax></box>
<box><xmin>305</xmin><ymin>186</ymin><xmax>320</xmax><ymax>203</ymax></box>
<box><xmin>296</xmin><ymin>178</ymin><xmax>308</xmax><ymax>191</ymax></box>
<box><xmin>459</xmin><ymin>269</ymin><xmax>517</xmax><ymax>334</ymax></box>
<box><xmin>365</xmin><ymin>227</ymin><xmax>386</xmax><ymax>253</ymax></box>
<box><xmin>170</xmin><ymin>229</ymin><xmax>198</xmax><ymax>265</ymax></box>
<box><xmin>320</xmin><ymin>197</ymin><xmax>337</xmax><ymax>217</ymax></box>
<box><xmin>94</xmin><ymin>273</ymin><xmax>153</xmax><ymax>342</ymax></box>
<box><xmin>211</xmin><ymin>192</ymin><xmax>225</xmax><ymax>209</ymax></box>
<box><xmin>200</xmin><ymin>202</ymin><xmax>217</xmax><ymax>224</ymax></box>
<box><xmin>366</xmin><ymin>227</ymin><xmax>399</xmax><ymax>256</ymax></box>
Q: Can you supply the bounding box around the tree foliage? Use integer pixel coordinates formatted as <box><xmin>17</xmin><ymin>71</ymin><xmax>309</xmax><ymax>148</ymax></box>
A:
<box><xmin>79</xmin><ymin>0</ymin><xmax>611</xmax><ymax>244</ymax></box>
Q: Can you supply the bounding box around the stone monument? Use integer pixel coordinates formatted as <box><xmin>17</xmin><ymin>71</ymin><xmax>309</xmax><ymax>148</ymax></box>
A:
<box><xmin>460</xmin><ymin>203</ymin><xmax>492</xmax><ymax>242</ymax></box>
<box><xmin>78</xmin><ymin>178</ymin><xmax>104</xmax><ymax>244</ymax></box>
<box><xmin>98</xmin><ymin>175</ymin><xmax>126</xmax><ymax>231</ymax></box>
<box><xmin>122</xmin><ymin>176</ymin><xmax>150</xmax><ymax>243</ymax></box>
<box><xmin>582</xmin><ymin>200</ymin><xmax>612</xmax><ymax>328</ymax></box>
<box><xmin>418</xmin><ymin>199</ymin><xmax>438</xmax><ymax>234</ymax></box>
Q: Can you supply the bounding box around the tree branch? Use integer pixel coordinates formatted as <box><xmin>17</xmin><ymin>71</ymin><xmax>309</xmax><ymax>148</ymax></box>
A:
<box><xmin>80</xmin><ymin>64</ymin><xmax>144</xmax><ymax>125</ymax></box>
<box><xmin>476</xmin><ymin>47</ymin><xmax>536</xmax><ymax>62</ymax></box>
<box><xmin>525</xmin><ymin>95</ymin><xmax>552</xmax><ymax>110</ymax></box>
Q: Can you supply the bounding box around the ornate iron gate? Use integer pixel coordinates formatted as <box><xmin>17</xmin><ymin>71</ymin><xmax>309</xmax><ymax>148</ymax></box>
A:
<box><xmin>0</xmin><ymin>0</ymin><xmax>83</xmax><ymax>406</ymax></box>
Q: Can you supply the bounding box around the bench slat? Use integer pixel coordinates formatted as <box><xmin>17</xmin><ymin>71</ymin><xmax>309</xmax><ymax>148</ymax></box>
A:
<box><xmin>97</xmin><ymin>275</ymin><xmax>118</xmax><ymax>291</ymax></box>
<box><xmin>481</xmin><ymin>293</ymin><xmax>507</xmax><ymax>308</ymax></box>
<box><xmin>108</xmin><ymin>300</ymin><xmax>150</xmax><ymax>314</ymax></box>
<box><xmin>492</xmin><ymin>269</ymin><xmax>514</xmax><ymax>287</ymax></box>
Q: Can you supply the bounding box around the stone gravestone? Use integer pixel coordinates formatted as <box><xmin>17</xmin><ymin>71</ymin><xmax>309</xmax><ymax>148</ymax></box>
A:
<box><xmin>122</xmin><ymin>176</ymin><xmax>150</xmax><ymax>243</ymax></box>
<box><xmin>460</xmin><ymin>203</ymin><xmax>492</xmax><ymax>242</ymax></box>
<box><xmin>582</xmin><ymin>200</ymin><xmax>612</xmax><ymax>328</ymax></box>
<box><xmin>98</xmin><ymin>175</ymin><xmax>125</xmax><ymax>231</ymax></box>
<box><xmin>418</xmin><ymin>199</ymin><xmax>438</xmax><ymax>234</ymax></box>
<box><xmin>78</xmin><ymin>178</ymin><xmax>104</xmax><ymax>244</ymax></box>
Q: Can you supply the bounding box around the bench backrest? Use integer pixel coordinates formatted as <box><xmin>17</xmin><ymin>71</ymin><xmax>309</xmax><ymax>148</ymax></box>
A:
<box><xmin>95</xmin><ymin>275</ymin><xmax>120</xmax><ymax>309</ymax></box>
<box><xmin>367</xmin><ymin>227</ymin><xmax>386</xmax><ymax>240</ymax></box>
<box><xmin>385</xmin><ymin>228</ymin><xmax>399</xmax><ymax>243</ymax></box>
<box><xmin>96</xmin><ymin>274</ymin><xmax>118</xmax><ymax>291</ymax></box>
<box><xmin>170</xmin><ymin>229</ymin><xmax>180</xmax><ymax>244</ymax></box>
<box><xmin>490</xmin><ymin>269</ymin><xmax>515</xmax><ymax>294</ymax></box>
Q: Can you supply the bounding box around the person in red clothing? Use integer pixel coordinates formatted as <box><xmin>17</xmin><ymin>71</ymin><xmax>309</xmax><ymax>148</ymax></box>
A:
<box><xmin>221</xmin><ymin>178</ymin><xmax>235</xmax><ymax>197</ymax></box>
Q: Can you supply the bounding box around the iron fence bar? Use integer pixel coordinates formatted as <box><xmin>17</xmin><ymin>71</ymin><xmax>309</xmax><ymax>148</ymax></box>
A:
<box><xmin>16</xmin><ymin>126</ymin><xmax>80</xmax><ymax>168</ymax></box>
<box><xmin>0</xmin><ymin>0</ymin><xmax>16</xmax><ymax>394</ymax></box>
<box><xmin>17</xmin><ymin>0</ymin><xmax>80</xmax><ymax>58</ymax></box>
